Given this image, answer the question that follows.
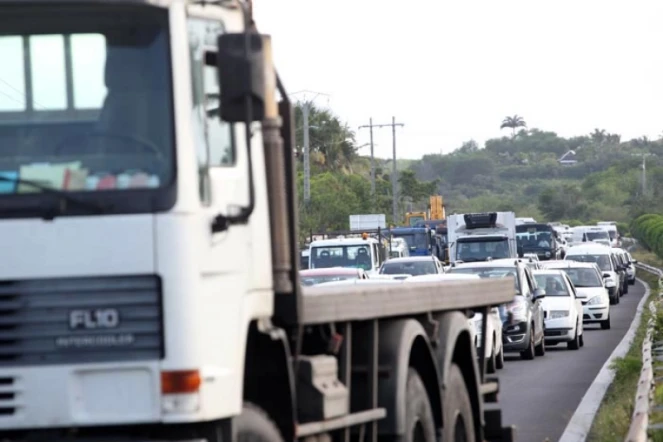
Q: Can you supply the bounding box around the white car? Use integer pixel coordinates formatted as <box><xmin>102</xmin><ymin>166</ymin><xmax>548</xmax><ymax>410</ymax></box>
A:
<box><xmin>532</xmin><ymin>269</ymin><xmax>585</xmax><ymax>350</ymax></box>
<box><xmin>407</xmin><ymin>274</ymin><xmax>505</xmax><ymax>372</ymax></box>
<box><xmin>544</xmin><ymin>261</ymin><xmax>611</xmax><ymax>329</ymax></box>
<box><xmin>565</xmin><ymin>243</ymin><xmax>621</xmax><ymax>305</ymax></box>
<box><xmin>626</xmin><ymin>252</ymin><xmax>637</xmax><ymax>285</ymax></box>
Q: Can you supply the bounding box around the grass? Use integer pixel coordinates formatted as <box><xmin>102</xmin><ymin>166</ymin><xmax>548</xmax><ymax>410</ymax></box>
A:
<box><xmin>634</xmin><ymin>249</ymin><xmax>663</xmax><ymax>270</ymax></box>
<box><xmin>586</xmin><ymin>270</ymin><xmax>659</xmax><ymax>442</ymax></box>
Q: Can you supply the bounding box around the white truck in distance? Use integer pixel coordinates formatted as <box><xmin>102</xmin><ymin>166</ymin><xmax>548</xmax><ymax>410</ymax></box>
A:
<box><xmin>0</xmin><ymin>1</ymin><xmax>516</xmax><ymax>442</ymax></box>
<box><xmin>447</xmin><ymin>212</ymin><xmax>518</xmax><ymax>263</ymax></box>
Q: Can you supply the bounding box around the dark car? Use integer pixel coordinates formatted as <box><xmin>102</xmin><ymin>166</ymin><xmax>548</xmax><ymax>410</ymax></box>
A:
<box><xmin>448</xmin><ymin>258</ymin><xmax>546</xmax><ymax>360</ymax></box>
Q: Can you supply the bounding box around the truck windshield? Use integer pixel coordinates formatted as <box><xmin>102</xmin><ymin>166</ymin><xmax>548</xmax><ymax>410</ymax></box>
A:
<box><xmin>456</xmin><ymin>238</ymin><xmax>509</xmax><ymax>262</ymax></box>
<box><xmin>408</xmin><ymin>216</ymin><xmax>425</xmax><ymax>226</ymax></box>
<box><xmin>0</xmin><ymin>5</ymin><xmax>174</xmax><ymax>215</ymax></box>
<box><xmin>310</xmin><ymin>245</ymin><xmax>373</xmax><ymax>270</ymax></box>
<box><xmin>394</xmin><ymin>232</ymin><xmax>428</xmax><ymax>250</ymax></box>
<box><xmin>516</xmin><ymin>231</ymin><xmax>552</xmax><ymax>248</ymax></box>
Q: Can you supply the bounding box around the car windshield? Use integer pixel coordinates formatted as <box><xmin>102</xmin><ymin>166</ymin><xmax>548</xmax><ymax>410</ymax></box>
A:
<box><xmin>310</xmin><ymin>245</ymin><xmax>373</xmax><ymax>270</ymax></box>
<box><xmin>456</xmin><ymin>238</ymin><xmax>509</xmax><ymax>262</ymax></box>
<box><xmin>447</xmin><ymin>266</ymin><xmax>520</xmax><ymax>290</ymax></box>
<box><xmin>567</xmin><ymin>254</ymin><xmax>612</xmax><ymax>271</ymax></box>
<box><xmin>380</xmin><ymin>260</ymin><xmax>437</xmax><ymax>276</ymax></box>
<box><xmin>300</xmin><ymin>275</ymin><xmax>358</xmax><ymax>286</ymax></box>
<box><xmin>563</xmin><ymin>268</ymin><xmax>602</xmax><ymax>287</ymax></box>
<box><xmin>585</xmin><ymin>231</ymin><xmax>609</xmax><ymax>240</ymax></box>
<box><xmin>0</xmin><ymin>5</ymin><xmax>174</xmax><ymax>211</ymax></box>
<box><xmin>533</xmin><ymin>274</ymin><xmax>569</xmax><ymax>296</ymax></box>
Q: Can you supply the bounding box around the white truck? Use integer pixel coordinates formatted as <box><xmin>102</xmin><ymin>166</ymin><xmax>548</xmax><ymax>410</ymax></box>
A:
<box><xmin>0</xmin><ymin>1</ymin><xmax>516</xmax><ymax>442</ymax></box>
<box><xmin>447</xmin><ymin>212</ymin><xmax>518</xmax><ymax>263</ymax></box>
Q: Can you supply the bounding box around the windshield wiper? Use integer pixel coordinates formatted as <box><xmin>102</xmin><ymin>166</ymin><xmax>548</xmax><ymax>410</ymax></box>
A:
<box><xmin>0</xmin><ymin>176</ymin><xmax>108</xmax><ymax>220</ymax></box>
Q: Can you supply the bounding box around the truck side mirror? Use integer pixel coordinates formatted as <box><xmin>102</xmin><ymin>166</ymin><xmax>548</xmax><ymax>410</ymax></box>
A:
<box><xmin>216</xmin><ymin>33</ymin><xmax>267</xmax><ymax>123</ymax></box>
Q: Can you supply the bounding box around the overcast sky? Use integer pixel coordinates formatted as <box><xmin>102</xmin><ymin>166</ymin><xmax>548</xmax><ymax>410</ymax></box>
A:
<box><xmin>254</xmin><ymin>0</ymin><xmax>663</xmax><ymax>159</ymax></box>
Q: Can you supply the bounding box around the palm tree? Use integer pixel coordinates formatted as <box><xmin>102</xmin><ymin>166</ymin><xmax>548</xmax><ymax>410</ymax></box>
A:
<box><xmin>500</xmin><ymin>115</ymin><xmax>527</xmax><ymax>137</ymax></box>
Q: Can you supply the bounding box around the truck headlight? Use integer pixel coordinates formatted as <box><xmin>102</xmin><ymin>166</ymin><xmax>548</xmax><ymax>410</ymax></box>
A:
<box><xmin>549</xmin><ymin>310</ymin><xmax>569</xmax><ymax>319</ymax></box>
<box><xmin>587</xmin><ymin>295</ymin><xmax>602</xmax><ymax>305</ymax></box>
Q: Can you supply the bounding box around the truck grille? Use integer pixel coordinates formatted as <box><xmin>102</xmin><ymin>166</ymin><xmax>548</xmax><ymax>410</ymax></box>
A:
<box><xmin>0</xmin><ymin>275</ymin><xmax>163</xmax><ymax>367</ymax></box>
<box><xmin>0</xmin><ymin>377</ymin><xmax>17</xmax><ymax>416</ymax></box>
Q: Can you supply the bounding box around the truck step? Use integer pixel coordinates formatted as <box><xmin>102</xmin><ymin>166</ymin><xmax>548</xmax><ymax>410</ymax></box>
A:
<box><xmin>296</xmin><ymin>408</ymin><xmax>387</xmax><ymax>438</ymax></box>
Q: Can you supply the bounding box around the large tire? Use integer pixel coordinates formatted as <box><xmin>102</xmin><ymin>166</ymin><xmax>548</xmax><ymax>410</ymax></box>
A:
<box><xmin>520</xmin><ymin>325</ymin><xmax>535</xmax><ymax>360</ymax></box>
<box><xmin>601</xmin><ymin>314</ymin><xmax>611</xmax><ymax>330</ymax></box>
<box><xmin>442</xmin><ymin>364</ymin><xmax>476</xmax><ymax>442</ymax></box>
<box><xmin>236</xmin><ymin>403</ymin><xmax>284</xmax><ymax>442</ymax></box>
<box><xmin>404</xmin><ymin>368</ymin><xmax>436</xmax><ymax>442</ymax></box>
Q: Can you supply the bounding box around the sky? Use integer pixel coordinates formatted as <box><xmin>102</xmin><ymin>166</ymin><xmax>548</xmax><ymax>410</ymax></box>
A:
<box><xmin>253</xmin><ymin>0</ymin><xmax>663</xmax><ymax>159</ymax></box>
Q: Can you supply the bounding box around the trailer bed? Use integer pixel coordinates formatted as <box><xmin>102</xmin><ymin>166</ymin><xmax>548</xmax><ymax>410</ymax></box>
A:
<box><xmin>301</xmin><ymin>278</ymin><xmax>514</xmax><ymax>325</ymax></box>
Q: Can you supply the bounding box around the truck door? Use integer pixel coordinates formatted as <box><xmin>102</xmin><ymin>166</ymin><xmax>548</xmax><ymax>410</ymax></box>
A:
<box><xmin>187</xmin><ymin>10</ymin><xmax>270</xmax><ymax>292</ymax></box>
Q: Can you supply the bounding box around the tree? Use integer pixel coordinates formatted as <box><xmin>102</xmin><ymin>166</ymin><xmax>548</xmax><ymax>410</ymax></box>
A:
<box><xmin>294</xmin><ymin>102</ymin><xmax>357</xmax><ymax>171</ymax></box>
<box><xmin>500</xmin><ymin>115</ymin><xmax>527</xmax><ymax>137</ymax></box>
<box><xmin>398</xmin><ymin>170</ymin><xmax>439</xmax><ymax>205</ymax></box>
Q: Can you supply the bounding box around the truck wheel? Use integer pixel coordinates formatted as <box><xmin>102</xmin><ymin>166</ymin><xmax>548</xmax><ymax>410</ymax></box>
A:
<box><xmin>404</xmin><ymin>368</ymin><xmax>436</xmax><ymax>442</ymax></box>
<box><xmin>236</xmin><ymin>402</ymin><xmax>284</xmax><ymax>442</ymax></box>
<box><xmin>442</xmin><ymin>363</ymin><xmax>476</xmax><ymax>442</ymax></box>
<box><xmin>520</xmin><ymin>326</ymin><xmax>535</xmax><ymax>360</ymax></box>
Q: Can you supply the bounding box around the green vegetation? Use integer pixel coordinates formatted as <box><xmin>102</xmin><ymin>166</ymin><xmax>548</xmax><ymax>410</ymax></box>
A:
<box><xmin>631</xmin><ymin>214</ymin><xmax>663</xmax><ymax>260</ymax></box>
<box><xmin>587</xmin><ymin>268</ymin><xmax>659</xmax><ymax>442</ymax></box>
<box><xmin>293</xmin><ymin>103</ymin><xmax>663</xmax><ymax>238</ymax></box>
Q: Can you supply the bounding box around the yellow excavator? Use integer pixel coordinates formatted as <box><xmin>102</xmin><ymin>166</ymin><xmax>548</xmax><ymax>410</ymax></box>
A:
<box><xmin>404</xmin><ymin>195</ymin><xmax>445</xmax><ymax>226</ymax></box>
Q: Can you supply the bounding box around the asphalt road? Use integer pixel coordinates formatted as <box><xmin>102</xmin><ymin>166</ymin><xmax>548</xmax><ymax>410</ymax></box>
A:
<box><xmin>494</xmin><ymin>280</ymin><xmax>646</xmax><ymax>442</ymax></box>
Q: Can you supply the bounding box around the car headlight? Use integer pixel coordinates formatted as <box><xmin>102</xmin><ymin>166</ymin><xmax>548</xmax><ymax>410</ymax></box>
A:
<box><xmin>549</xmin><ymin>310</ymin><xmax>569</xmax><ymax>319</ymax></box>
<box><xmin>545</xmin><ymin>251</ymin><xmax>551</xmax><ymax>257</ymax></box>
<box><xmin>587</xmin><ymin>295</ymin><xmax>602</xmax><ymax>305</ymax></box>
<box><xmin>507</xmin><ymin>298</ymin><xmax>528</xmax><ymax>320</ymax></box>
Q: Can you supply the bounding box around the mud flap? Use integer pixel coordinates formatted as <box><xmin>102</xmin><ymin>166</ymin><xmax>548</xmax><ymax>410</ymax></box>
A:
<box><xmin>484</xmin><ymin>408</ymin><xmax>516</xmax><ymax>442</ymax></box>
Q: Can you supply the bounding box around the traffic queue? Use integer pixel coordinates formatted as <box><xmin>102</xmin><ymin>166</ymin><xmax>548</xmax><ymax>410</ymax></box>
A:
<box><xmin>299</xmin><ymin>212</ymin><xmax>637</xmax><ymax>371</ymax></box>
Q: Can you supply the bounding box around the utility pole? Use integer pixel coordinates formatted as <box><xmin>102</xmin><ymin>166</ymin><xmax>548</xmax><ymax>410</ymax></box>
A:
<box><xmin>359</xmin><ymin>117</ymin><xmax>404</xmax><ymax>222</ymax></box>
<box><xmin>631</xmin><ymin>153</ymin><xmax>652</xmax><ymax>197</ymax></box>
<box><xmin>290</xmin><ymin>90</ymin><xmax>330</xmax><ymax>206</ymax></box>
<box><xmin>302</xmin><ymin>101</ymin><xmax>311</xmax><ymax>205</ymax></box>
<box><xmin>359</xmin><ymin>118</ymin><xmax>376</xmax><ymax>196</ymax></box>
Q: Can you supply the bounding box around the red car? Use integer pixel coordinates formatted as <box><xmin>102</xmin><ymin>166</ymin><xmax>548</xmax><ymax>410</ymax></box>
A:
<box><xmin>299</xmin><ymin>267</ymin><xmax>368</xmax><ymax>286</ymax></box>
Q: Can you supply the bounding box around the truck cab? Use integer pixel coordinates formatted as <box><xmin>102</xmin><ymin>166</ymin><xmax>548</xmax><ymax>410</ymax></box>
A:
<box><xmin>389</xmin><ymin>226</ymin><xmax>431</xmax><ymax>256</ymax></box>
<box><xmin>308</xmin><ymin>237</ymin><xmax>384</xmax><ymax>274</ymax></box>
<box><xmin>447</xmin><ymin>212</ymin><xmax>518</xmax><ymax>263</ymax></box>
